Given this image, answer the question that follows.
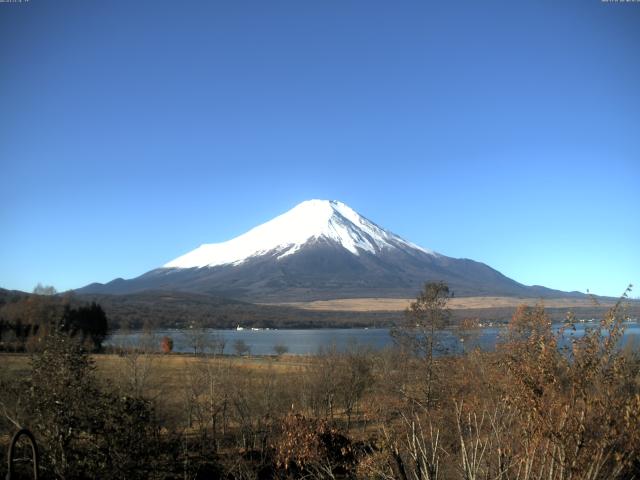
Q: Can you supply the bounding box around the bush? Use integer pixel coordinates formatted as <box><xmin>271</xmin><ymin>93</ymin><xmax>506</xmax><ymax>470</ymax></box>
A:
<box><xmin>274</xmin><ymin>413</ymin><xmax>359</xmax><ymax>478</ymax></box>
<box><xmin>161</xmin><ymin>335</ymin><xmax>174</xmax><ymax>353</ymax></box>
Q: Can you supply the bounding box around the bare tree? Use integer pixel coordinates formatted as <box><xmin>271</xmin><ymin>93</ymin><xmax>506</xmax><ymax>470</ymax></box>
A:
<box><xmin>273</xmin><ymin>343</ymin><xmax>288</xmax><ymax>357</ymax></box>
<box><xmin>336</xmin><ymin>342</ymin><xmax>373</xmax><ymax>430</ymax></box>
<box><xmin>308</xmin><ymin>345</ymin><xmax>340</xmax><ymax>420</ymax></box>
<box><xmin>210</xmin><ymin>332</ymin><xmax>227</xmax><ymax>356</ymax></box>
<box><xmin>185</xmin><ymin>320</ymin><xmax>208</xmax><ymax>356</ymax></box>
<box><xmin>392</xmin><ymin>281</ymin><xmax>451</xmax><ymax>409</ymax></box>
<box><xmin>117</xmin><ymin>321</ymin><xmax>157</xmax><ymax>398</ymax></box>
<box><xmin>233</xmin><ymin>339</ymin><xmax>250</xmax><ymax>356</ymax></box>
<box><xmin>33</xmin><ymin>283</ymin><xmax>57</xmax><ymax>296</ymax></box>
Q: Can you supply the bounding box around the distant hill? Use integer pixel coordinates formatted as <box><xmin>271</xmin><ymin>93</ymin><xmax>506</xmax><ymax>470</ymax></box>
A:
<box><xmin>2</xmin><ymin>287</ymin><xmax>636</xmax><ymax>330</ymax></box>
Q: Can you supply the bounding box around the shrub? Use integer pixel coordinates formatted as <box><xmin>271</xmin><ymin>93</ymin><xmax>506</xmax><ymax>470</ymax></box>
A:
<box><xmin>161</xmin><ymin>335</ymin><xmax>174</xmax><ymax>353</ymax></box>
<box><xmin>26</xmin><ymin>328</ymin><xmax>160</xmax><ymax>479</ymax></box>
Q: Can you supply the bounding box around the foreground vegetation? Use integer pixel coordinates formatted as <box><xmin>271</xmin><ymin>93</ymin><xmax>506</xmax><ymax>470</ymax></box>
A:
<box><xmin>1</xmin><ymin>285</ymin><xmax>639</xmax><ymax>479</ymax></box>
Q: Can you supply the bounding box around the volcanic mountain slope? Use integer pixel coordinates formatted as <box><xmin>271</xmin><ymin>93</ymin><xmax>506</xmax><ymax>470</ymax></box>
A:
<box><xmin>78</xmin><ymin>200</ymin><xmax>581</xmax><ymax>301</ymax></box>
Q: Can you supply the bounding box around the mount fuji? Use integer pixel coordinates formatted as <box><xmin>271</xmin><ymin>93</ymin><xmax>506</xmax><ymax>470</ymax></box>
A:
<box><xmin>78</xmin><ymin>200</ymin><xmax>577</xmax><ymax>301</ymax></box>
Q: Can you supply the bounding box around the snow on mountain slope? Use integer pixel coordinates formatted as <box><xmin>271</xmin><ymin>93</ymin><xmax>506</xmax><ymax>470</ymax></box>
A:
<box><xmin>78</xmin><ymin>199</ymin><xmax>583</xmax><ymax>300</ymax></box>
<box><xmin>164</xmin><ymin>200</ymin><xmax>436</xmax><ymax>269</ymax></box>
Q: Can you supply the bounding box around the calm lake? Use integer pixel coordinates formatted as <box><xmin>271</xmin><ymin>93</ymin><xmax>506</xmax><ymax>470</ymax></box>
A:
<box><xmin>106</xmin><ymin>320</ymin><xmax>640</xmax><ymax>355</ymax></box>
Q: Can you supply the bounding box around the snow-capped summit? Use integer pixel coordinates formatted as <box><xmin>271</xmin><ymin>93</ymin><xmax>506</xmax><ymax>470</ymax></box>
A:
<box><xmin>163</xmin><ymin>200</ymin><xmax>436</xmax><ymax>269</ymax></box>
<box><xmin>78</xmin><ymin>200</ymin><xmax>574</xmax><ymax>301</ymax></box>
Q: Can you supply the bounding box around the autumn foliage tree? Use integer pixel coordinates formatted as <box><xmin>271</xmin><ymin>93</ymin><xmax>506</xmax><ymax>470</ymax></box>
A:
<box><xmin>0</xmin><ymin>296</ymin><xmax>108</xmax><ymax>352</ymax></box>
<box><xmin>160</xmin><ymin>335</ymin><xmax>173</xmax><ymax>353</ymax></box>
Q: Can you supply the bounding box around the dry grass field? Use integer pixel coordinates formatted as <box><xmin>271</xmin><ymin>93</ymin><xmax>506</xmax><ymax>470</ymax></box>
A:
<box><xmin>0</xmin><ymin>351</ymin><xmax>298</xmax><ymax>372</ymax></box>
<box><xmin>272</xmin><ymin>295</ymin><xmax>620</xmax><ymax>312</ymax></box>
<box><xmin>0</xmin><ymin>351</ymin><xmax>312</xmax><ymax>438</ymax></box>
<box><xmin>0</xmin><ymin>352</ymin><xmax>309</xmax><ymax>401</ymax></box>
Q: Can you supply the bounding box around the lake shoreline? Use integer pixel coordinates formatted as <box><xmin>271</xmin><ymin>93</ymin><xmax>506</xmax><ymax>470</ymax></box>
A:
<box><xmin>105</xmin><ymin>320</ymin><xmax>640</xmax><ymax>356</ymax></box>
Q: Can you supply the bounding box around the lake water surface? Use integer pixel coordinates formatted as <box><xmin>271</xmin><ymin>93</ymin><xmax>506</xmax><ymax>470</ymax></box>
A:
<box><xmin>106</xmin><ymin>320</ymin><xmax>640</xmax><ymax>355</ymax></box>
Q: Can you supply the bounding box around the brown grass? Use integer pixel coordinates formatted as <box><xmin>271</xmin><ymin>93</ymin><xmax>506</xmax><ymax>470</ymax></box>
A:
<box><xmin>269</xmin><ymin>296</ymin><xmax>620</xmax><ymax>312</ymax></box>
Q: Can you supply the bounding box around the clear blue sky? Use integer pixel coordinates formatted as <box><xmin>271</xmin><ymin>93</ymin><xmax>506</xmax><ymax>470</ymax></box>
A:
<box><xmin>1</xmin><ymin>0</ymin><xmax>638</xmax><ymax>298</ymax></box>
